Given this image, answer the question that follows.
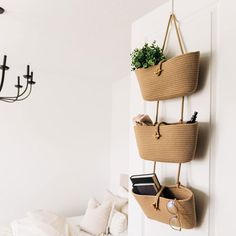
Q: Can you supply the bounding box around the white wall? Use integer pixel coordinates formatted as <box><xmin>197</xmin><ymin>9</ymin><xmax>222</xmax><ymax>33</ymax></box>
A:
<box><xmin>0</xmin><ymin>0</ymin><xmax>169</xmax><ymax>224</ymax></box>
<box><xmin>0</xmin><ymin>77</ymin><xmax>112</xmax><ymax>223</ymax></box>
<box><xmin>0</xmin><ymin>2</ymin><xmax>112</xmax><ymax>223</ymax></box>
<box><xmin>215</xmin><ymin>0</ymin><xmax>236</xmax><ymax>235</ymax></box>
<box><xmin>109</xmin><ymin>76</ymin><xmax>130</xmax><ymax>193</ymax></box>
<box><xmin>0</xmin><ymin>0</ymin><xmax>168</xmax><ymax>84</ymax></box>
<box><xmin>129</xmin><ymin>0</ymin><xmax>220</xmax><ymax>235</ymax></box>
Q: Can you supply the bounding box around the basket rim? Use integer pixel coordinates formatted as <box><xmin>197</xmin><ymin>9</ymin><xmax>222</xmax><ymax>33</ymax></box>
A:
<box><xmin>134</xmin><ymin>51</ymin><xmax>200</xmax><ymax>72</ymax></box>
<box><xmin>134</xmin><ymin>121</ymin><xmax>198</xmax><ymax>129</ymax></box>
<box><xmin>132</xmin><ymin>184</ymin><xmax>194</xmax><ymax>202</ymax></box>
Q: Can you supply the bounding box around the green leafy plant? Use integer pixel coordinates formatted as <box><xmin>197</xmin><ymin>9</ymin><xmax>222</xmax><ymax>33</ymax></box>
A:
<box><xmin>131</xmin><ymin>41</ymin><xmax>166</xmax><ymax>71</ymax></box>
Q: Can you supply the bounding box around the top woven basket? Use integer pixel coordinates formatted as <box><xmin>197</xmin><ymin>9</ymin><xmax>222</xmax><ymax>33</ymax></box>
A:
<box><xmin>134</xmin><ymin>14</ymin><xmax>200</xmax><ymax>101</ymax></box>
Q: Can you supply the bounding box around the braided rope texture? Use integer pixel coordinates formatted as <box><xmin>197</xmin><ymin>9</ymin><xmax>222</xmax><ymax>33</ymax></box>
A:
<box><xmin>135</xmin><ymin>51</ymin><xmax>200</xmax><ymax>101</ymax></box>
<box><xmin>134</xmin><ymin>122</ymin><xmax>198</xmax><ymax>163</ymax></box>
<box><xmin>132</xmin><ymin>185</ymin><xmax>196</xmax><ymax>229</ymax></box>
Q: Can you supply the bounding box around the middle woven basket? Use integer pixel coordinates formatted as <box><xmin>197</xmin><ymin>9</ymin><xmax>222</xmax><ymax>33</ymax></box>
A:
<box><xmin>134</xmin><ymin>121</ymin><xmax>198</xmax><ymax>163</ymax></box>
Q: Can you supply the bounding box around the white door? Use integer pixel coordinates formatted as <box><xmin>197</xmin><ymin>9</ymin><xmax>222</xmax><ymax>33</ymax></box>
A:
<box><xmin>129</xmin><ymin>0</ymin><xmax>218</xmax><ymax>235</ymax></box>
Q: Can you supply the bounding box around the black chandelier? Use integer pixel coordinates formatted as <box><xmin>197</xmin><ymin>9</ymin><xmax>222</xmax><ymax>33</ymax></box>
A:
<box><xmin>0</xmin><ymin>7</ymin><xmax>36</xmax><ymax>103</ymax></box>
<box><xmin>0</xmin><ymin>55</ymin><xmax>36</xmax><ymax>103</ymax></box>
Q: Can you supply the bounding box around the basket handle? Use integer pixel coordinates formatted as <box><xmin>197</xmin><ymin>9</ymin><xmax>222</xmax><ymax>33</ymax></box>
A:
<box><xmin>162</xmin><ymin>14</ymin><xmax>186</xmax><ymax>55</ymax></box>
<box><xmin>153</xmin><ymin>162</ymin><xmax>182</xmax><ymax>187</ymax></box>
<box><xmin>154</xmin><ymin>96</ymin><xmax>185</xmax><ymax>125</ymax></box>
<box><xmin>153</xmin><ymin>97</ymin><xmax>184</xmax><ymax>187</ymax></box>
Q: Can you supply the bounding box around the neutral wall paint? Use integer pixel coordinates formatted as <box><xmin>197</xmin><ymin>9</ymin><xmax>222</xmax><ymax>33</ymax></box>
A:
<box><xmin>109</xmin><ymin>76</ymin><xmax>130</xmax><ymax>193</ymax></box>
<box><xmin>0</xmin><ymin>77</ymin><xmax>112</xmax><ymax>223</ymax></box>
<box><xmin>0</xmin><ymin>0</ymin><xmax>168</xmax><ymax>223</ymax></box>
<box><xmin>0</xmin><ymin>2</ymin><xmax>112</xmax><ymax>222</ymax></box>
<box><xmin>0</xmin><ymin>0</ymin><xmax>168</xmax><ymax>83</ymax></box>
<box><xmin>215</xmin><ymin>0</ymin><xmax>236</xmax><ymax>234</ymax></box>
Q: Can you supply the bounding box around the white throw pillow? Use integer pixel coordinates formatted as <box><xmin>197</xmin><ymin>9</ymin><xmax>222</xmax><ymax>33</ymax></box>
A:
<box><xmin>27</xmin><ymin>210</ymin><xmax>66</xmax><ymax>233</ymax></box>
<box><xmin>109</xmin><ymin>209</ymin><xmax>128</xmax><ymax>236</ymax></box>
<box><xmin>25</xmin><ymin>210</ymin><xmax>78</xmax><ymax>236</ymax></box>
<box><xmin>117</xmin><ymin>186</ymin><xmax>129</xmax><ymax>199</ymax></box>
<box><xmin>104</xmin><ymin>190</ymin><xmax>127</xmax><ymax>211</ymax></box>
<box><xmin>87</xmin><ymin>197</ymin><xmax>100</xmax><ymax>209</ymax></box>
<box><xmin>80</xmin><ymin>198</ymin><xmax>112</xmax><ymax>236</ymax></box>
<box><xmin>0</xmin><ymin>224</ymin><xmax>12</xmax><ymax>236</ymax></box>
<box><xmin>120</xmin><ymin>203</ymin><xmax>128</xmax><ymax>216</ymax></box>
<box><xmin>12</xmin><ymin>217</ymin><xmax>62</xmax><ymax>236</ymax></box>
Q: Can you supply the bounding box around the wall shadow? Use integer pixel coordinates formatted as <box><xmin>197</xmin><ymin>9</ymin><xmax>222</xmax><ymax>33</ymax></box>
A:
<box><xmin>195</xmin><ymin>122</ymin><xmax>210</xmax><ymax>160</ymax></box>
<box><xmin>190</xmin><ymin>187</ymin><xmax>208</xmax><ymax>227</ymax></box>
<box><xmin>196</xmin><ymin>52</ymin><xmax>211</xmax><ymax>92</ymax></box>
<box><xmin>157</xmin><ymin>181</ymin><xmax>208</xmax><ymax>228</ymax></box>
<box><xmin>162</xmin><ymin>176</ymin><xmax>178</xmax><ymax>186</ymax></box>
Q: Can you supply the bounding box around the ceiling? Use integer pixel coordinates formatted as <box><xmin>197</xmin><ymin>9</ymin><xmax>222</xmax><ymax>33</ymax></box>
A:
<box><xmin>0</xmin><ymin>0</ymin><xmax>167</xmax><ymax>82</ymax></box>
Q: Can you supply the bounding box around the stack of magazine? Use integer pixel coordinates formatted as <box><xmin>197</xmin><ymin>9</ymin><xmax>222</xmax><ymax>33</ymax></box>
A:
<box><xmin>130</xmin><ymin>173</ymin><xmax>161</xmax><ymax>196</ymax></box>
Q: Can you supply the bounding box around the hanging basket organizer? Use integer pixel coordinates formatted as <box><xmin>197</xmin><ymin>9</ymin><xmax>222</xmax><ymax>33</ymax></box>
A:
<box><xmin>133</xmin><ymin>184</ymin><xmax>196</xmax><ymax>229</ymax></box>
<box><xmin>132</xmin><ymin>164</ymin><xmax>197</xmax><ymax>229</ymax></box>
<box><xmin>134</xmin><ymin>122</ymin><xmax>198</xmax><ymax>163</ymax></box>
<box><xmin>134</xmin><ymin>97</ymin><xmax>199</xmax><ymax>163</ymax></box>
<box><xmin>135</xmin><ymin>14</ymin><xmax>200</xmax><ymax>101</ymax></box>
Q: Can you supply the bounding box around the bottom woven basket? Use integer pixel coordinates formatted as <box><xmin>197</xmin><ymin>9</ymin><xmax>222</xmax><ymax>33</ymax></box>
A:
<box><xmin>132</xmin><ymin>185</ymin><xmax>196</xmax><ymax>229</ymax></box>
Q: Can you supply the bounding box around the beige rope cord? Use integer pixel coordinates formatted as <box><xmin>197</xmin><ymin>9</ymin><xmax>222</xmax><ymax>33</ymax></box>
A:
<box><xmin>153</xmin><ymin>162</ymin><xmax>182</xmax><ymax>187</ymax></box>
<box><xmin>154</xmin><ymin>101</ymin><xmax>160</xmax><ymax>125</ymax></box>
<box><xmin>162</xmin><ymin>13</ymin><xmax>185</xmax><ymax>54</ymax></box>
<box><xmin>176</xmin><ymin>163</ymin><xmax>182</xmax><ymax>186</ymax></box>
<box><xmin>160</xmin><ymin>12</ymin><xmax>186</xmax><ymax>115</ymax></box>
<box><xmin>154</xmin><ymin>95</ymin><xmax>185</xmax><ymax>126</ymax></box>
<box><xmin>180</xmin><ymin>96</ymin><xmax>185</xmax><ymax>122</ymax></box>
<box><xmin>153</xmin><ymin>161</ymin><xmax>157</xmax><ymax>173</ymax></box>
<box><xmin>153</xmin><ymin>94</ymin><xmax>184</xmax><ymax>139</ymax></box>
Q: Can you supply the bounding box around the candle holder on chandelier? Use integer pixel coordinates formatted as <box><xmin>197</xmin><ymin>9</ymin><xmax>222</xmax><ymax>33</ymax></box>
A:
<box><xmin>0</xmin><ymin>55</ymin><xmax>36</xmax><ymax>103</ymax></box>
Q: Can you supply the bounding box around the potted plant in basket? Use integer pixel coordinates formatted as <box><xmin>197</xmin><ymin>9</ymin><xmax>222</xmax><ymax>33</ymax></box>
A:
<box><xmin>131</xmin><ymin>40</ymin><xmax>200</xmax><ymax>101</ymax></box>
<box><xmin>131</xmin><ymin>41</ymin><xmax>166</xmax><ymax>71</ymax></box>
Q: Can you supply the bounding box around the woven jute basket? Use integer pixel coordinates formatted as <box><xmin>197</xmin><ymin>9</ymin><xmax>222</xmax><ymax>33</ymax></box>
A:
<box><xmin>135</xmin><ymin>51</ymin><xmax>200</xmax><ymax>101</ymax></box>
<box><xmin>132</xmin><ymin>184</ymin><xmax>196</xmax><ymax>229</ymax></box>
<box><xmin>134</xmin><ymin>121</ymin><xmax>198</xmax><ymax>163</ymax></box>
<box><xmin>134</xmin><ymin>14</ymin><xmax>200</xmax><ymax>101</ymax></box>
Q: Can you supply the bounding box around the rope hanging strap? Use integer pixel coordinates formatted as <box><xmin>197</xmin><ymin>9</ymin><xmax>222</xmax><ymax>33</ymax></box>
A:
<box><xmin>154</xmin><ymin>101</ymin><xmax>160</xmax><ymax>125</ymax></box>
<box><xmin>154</xmin><ymin>96</ymin><xmax>185</xmax><ymax>126</ymax></box>
<box><xmin>153</xmin><ymin>161</ymin><xmax>157</xmax><ymax>173</ymax></box>
<box><xmin>176</xmin><ymin>163</ymin><xmax>182</xmax><ymax>186</ymax></box>
<box><xmin>162</xmin><ymin>14</ymin><xmax>185</xmax><ymax>54</ymax></box>
<box><xmin>151</xmin><ymin>12</ymin><xmax>185</xmax><ymax>208</ymax></box>
<box><xmin>155</xmin><ymin>12</ymin><xmax>185</xmax><ymax>125</ymax></box>
<box><xmin>153</xmin><ymin>185</ymin><xmax>165</xmax><ymax>210</ymax></box>
<box><xmin>152</xmin><ymin>162</ymin><xmax>182</xmax><ymax>210</ymax></box>
<box><xmin>153</xmin><ymin>162</ymin><xmax>182</xmax><ymax>186</ymax></box>
<box><xmin>180</xmin><ymin>96</ymin><xmax>184</xmax><ymax>123</ymax></box>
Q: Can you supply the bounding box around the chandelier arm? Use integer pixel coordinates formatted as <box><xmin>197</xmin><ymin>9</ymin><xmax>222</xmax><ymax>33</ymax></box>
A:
<box><xmin>0</xmin><ymin>54</ymin><xmax>35</xmax><ymax>102</ymax></box>
<box><xmin>0</xmin><ymin>98</ymin><xmax>16</xmax><ymax>103</ymax></box>
<box><xmin>0</xmin><ymin>81</ymin><xmax>29</xmax><ymax>100</ymax></box>
<box><xmin>15</xmin><ymin>85</ymin><xmax>32</xmax><ymax>101</ymax></box>
<box><xmin>0</xmin><ymin>87</ymin><xmax>21</xmax><ymax>102</ymax></box>
<box><xmin>18</xmin><ymin>81</ymin><xmax>30</xmax><ymax>97</ymax></box>
<box><xmin>0</xmin><ymin>72</ymin><xmax>5</xmax><ymax>93</ymax></box>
